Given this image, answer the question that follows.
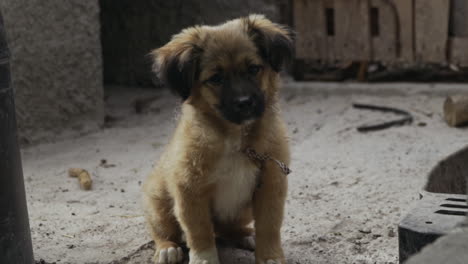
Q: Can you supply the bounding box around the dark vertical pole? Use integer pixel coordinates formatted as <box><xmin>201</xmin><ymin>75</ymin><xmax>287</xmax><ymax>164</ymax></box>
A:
<box><xmin>0</xmin><ymin>9</ymin><xmax>34</xmax><ymax>264</ymax></box>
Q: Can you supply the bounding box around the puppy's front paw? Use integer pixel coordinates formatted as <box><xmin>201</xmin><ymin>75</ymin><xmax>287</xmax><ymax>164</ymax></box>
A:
<box><xmin>189</xmin><ymin>247</ymin><xmax>220</xmax><ymax>264</ymax></box>
<box><xmin>154</xmin><ymin>246</ymin><xmax>184</xmax><ymax>264</ymax></box>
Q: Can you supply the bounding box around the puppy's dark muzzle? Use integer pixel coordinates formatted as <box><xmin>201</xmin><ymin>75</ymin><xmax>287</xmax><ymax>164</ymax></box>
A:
<box><xmin>219</xmin><ymin>94</ymin><xmax>264</xmax><ymax>124</ymax></box>
<box><xmin>233</xmin><ymin>96</ymin><xmax>255</xmax><ymax>114</ymax></box>
<box><xmin>218</xmin><ymin>75</ymin><xmax>265</xmax><ymax>124</ymax></box>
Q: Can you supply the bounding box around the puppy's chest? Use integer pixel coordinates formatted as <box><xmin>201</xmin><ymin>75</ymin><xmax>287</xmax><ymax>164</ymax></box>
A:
<box><xmin>211</xmin><ymin>141</ymin><xmax>260</xmax><ymax>221</ymax></box>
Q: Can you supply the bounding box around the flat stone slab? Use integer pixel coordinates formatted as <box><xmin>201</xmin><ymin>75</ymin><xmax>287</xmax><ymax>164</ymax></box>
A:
<box><xmin>399</xmin><ymin>191</ymin><xmax>467</xmax><ymax>262</ymax></box>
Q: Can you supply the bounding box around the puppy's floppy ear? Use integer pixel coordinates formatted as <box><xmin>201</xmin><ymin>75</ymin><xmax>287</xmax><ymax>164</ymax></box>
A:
<box><xmin>245</xmin><ymin>14</ymin><xmax>294</xmax><ymax>72</ymax></box>
<box><xmin>151</xmin><ymin>28</ymin><xmax>203</xmax><ymax>100</ymax></box>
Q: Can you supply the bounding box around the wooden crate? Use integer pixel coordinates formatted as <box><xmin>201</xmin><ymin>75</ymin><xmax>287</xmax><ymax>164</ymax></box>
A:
<box><xmin>293</xmin><ymin>0</ymin><xmax>412</xmax><ymax>63</ymax></box>
<box><xmin>449</xmin><ymin>0</ymin><xmax>468</xmax><ymax>66</ymax></box>
<box><xmin>293</xmin><ymin>0</ymin><xmax>457</xmax><ymax>65</ymax></box>
<box><xmin>414</xmin><ymin>0</ymin><xmax>450</xmax><ymax>63</ymax></box>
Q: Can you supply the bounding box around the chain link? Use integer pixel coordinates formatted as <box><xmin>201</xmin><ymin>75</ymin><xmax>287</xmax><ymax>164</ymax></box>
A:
<box><xmin>244</xmin><ymin>148</ymin><xmax>291</xmax><ymax>175</ymax></box>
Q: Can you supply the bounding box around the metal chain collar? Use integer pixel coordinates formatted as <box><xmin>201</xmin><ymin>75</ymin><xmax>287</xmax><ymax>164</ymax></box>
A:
<box><xmin>244</xmin><ymin>147</ymin><xmax>291</xmax><ymax>175</ymax></box>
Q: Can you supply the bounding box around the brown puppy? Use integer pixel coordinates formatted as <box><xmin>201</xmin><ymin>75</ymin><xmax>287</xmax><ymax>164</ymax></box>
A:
<box><xmin>143</xmin><ymin>15</ymin><xmax>293</xmax><ymax>264</ymax></box>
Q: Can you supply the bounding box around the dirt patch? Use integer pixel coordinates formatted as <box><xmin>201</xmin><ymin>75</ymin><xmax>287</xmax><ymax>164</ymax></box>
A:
<box><xmin>23</xmin><ymin>86</ymin><xmax>467</xmax><ymax>263</ymax></box>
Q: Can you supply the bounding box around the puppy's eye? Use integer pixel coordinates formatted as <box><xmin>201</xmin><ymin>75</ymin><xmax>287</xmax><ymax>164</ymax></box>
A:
<box><xmin>248</xmin><ymin>65</ymin><xmax>262</xmax><ymax>75</ymax></box>
<box><xmin>208</xmin><ymin>73</ymin><xmax>223</xmax><ymax>85</ymax></box>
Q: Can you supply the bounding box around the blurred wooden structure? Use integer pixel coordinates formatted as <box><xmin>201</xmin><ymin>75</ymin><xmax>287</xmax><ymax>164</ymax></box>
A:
<box><xmin>293</xmin><ymin>0</ymin><xmax>468</xmax><ymax>66</ymax></box>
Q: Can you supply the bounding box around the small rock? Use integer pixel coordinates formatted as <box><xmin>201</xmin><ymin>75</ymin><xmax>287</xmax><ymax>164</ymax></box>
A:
<box><xmin>355</xmin><ymin>233</ymin><xmax>364</xmax><ymax>240</ymax></box>
<box><xmin>100</xmin><ymin>159</ymin><xmax>116</xmax><ymax>168</ymax></box>
<box><xmin>317</xmin><ymin>236</ymin><xmax>327</xmax><ymax>242</ymax></box>
<box><xmin>359</xmin><ymin>228</ymin><xmax>371</xmax><ymax>234</ymax></box>
<box><xmin>388</xmin><ymin>227</ymin><xmax>396</xmax><ymax>237</ymax></box>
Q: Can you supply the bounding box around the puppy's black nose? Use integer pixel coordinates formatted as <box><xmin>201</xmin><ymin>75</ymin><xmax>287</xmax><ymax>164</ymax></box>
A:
<box><xmin>234</xmin><ymin>96</ymin><xmax>254</xmax><ymax>112</ymax></box>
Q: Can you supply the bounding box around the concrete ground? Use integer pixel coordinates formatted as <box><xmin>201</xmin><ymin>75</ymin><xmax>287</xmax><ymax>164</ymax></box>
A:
<box><xmin>23</xmin><ymin>82</ymin><xmax>467</xmax><ymax>264</ymax></box>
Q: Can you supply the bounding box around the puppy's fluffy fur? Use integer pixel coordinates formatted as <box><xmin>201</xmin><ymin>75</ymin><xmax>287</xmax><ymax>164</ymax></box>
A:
<box><xmin>143</xmin><ymin>15</ymin><xmax>293</xmax><ymax>264</ymax></box>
